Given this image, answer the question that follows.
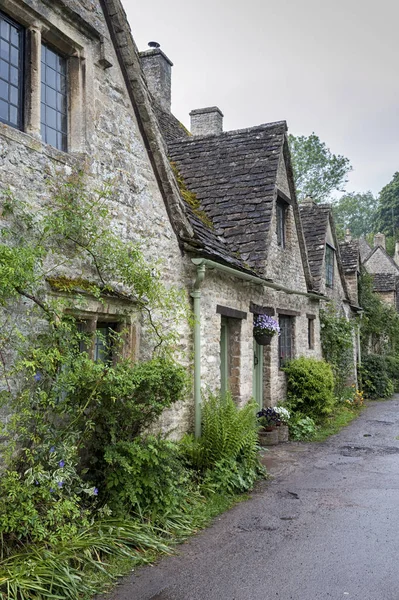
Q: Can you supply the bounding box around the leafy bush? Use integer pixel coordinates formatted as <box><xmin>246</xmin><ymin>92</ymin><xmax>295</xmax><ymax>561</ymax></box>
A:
<box><xmin>283</xmin><ymin>357</ymin><xmax>336</xmax><ymax>418</ymax></box>
<box><xmin>103</xmin><ymin>437</ymin><xmax>192</xmax><ymax>518</ymax></box>
<box><xmin>360</xmin><ymin>354</ymin><xmax>394</xmax><ymax>399</ymax></box>
<box><xmin>320</xmin><ymin>306</ymin><xmax>354</xmax><ymax>395</ymax></box>
<box><xmin>180</xmin><ymin>393</ymin><xmax>262</xmax><ymax>494</ymax></box>
<box><xmin>288</xmin><ymin>414</ymin><xmax>316</xmax><ymax>440</ymax></box>
<box><xmin>385</xmin><ymin>355</ymin><xmax>399</xmax><ymax>391</ymax></box>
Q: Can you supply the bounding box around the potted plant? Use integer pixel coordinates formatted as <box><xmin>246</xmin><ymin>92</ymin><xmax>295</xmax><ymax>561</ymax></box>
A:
<box><xmin>274</xmin><ymin>405</ymin><xmax>290</xmax><ymax>442</ymax></box>
<box><xmin>253</xmin><ymin>314</ymin><xmax>280</xmax><ymax>345</ymax></box>
<box><xmin>257</xmin><ymin>407</ymin><xmax>280</xmax><ymax>446</ymax></box>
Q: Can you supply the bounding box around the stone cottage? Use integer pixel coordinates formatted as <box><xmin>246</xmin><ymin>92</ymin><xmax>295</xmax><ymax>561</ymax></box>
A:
<box><xmin>361</xmin><ymin>234</ymin><xmax>399</xmax><ymax>308</ymax></box>
<box><xmin>1</xmin><ymin>0</ymin><xmax>330</xmax><ymax>438</ymax></box>
<box><xmin>299</xmin><ymin>199</ymin><xmax>361</xmax><ymax>382</ymax></box>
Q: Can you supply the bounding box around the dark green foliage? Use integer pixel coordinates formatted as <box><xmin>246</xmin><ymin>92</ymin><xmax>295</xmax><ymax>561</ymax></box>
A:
<box><xmin>283</xmin><ymin>357</ymin><xmax>336</xmax><ymax>417</ymax></box>
<box><xmin>358</xmin><ymin>270</ymin><xmax>399</xmax><ymax>355</ymax></box>
<box><xmin>320</xmin><ymin>306</ymin><xmax>355</xmax><ymax>396</ymax></box>
<box><xmin>104</xmin><ymin>437</ymin><xmax>192</xmax><ymax>518</ymax></box>
<box><xmin>180</xmin><ymin>393</ymin><xmax>262</xmax><ymax>494</ymax></box>
<box><xmin>376</xmin><ymin>172</ymin><xmax>399</xmax><ymax>238</ymax></box>
<box><xmin>288</xmin><ymin>415</ymin><xmax>316</xmax><ymax>441</ymax></box>
<box><xmin>360</xmin><ymin>354</ymin><xmax>394</xmax><ymax>399</ymax></box>
<box><xmin>385</xmin><ymin>355</ymin><xmax>399</xmax><ymax>391</ymax></box>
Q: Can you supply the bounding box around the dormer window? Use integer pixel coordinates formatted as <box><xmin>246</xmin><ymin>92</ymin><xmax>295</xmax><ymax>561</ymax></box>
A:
<box><xmin>276</xmin><ymin>199</ymin><xmax>287</xmax><ymax>248</ymax></box>
<box><xmin>325</xmin><ymin>244</ymin><xmax>334</xmax><ymax>287</ymax></box>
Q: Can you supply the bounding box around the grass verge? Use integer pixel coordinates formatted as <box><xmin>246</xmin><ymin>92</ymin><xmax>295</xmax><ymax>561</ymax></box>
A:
<box><xmin>312</xmin><ymin>405</ymin><xmax>362</xmax><ymax>442</ymax></box>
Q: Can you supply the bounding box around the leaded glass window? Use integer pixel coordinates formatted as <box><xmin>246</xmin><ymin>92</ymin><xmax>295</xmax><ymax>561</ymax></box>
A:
<box><xmin>94</xmin><ymin>323</ymin><xmax>117</xmax><ymax>364</ymax></box>
<box><xmin>279</xmin><ymin>315</ymin><xmax>293</xmax><ymax>367</ymax></box>
<box><xmin>0</xmin><ymin>11</ymin><xmax>23</xmax><ymax>129</ymax></box>
<box><xmin>325</xmin><ymin>244</ymin><xmax>334</xmax><ymax>287</ymax></box>
<box><xmin>41</xmin><ymin>43</ymin><xmax>67</xmax><ymax>151</ymax></box>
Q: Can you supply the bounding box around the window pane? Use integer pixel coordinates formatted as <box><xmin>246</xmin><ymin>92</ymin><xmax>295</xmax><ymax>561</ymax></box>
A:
<box><xmin>0</xmin><ymin>39</ymin><xmax>9</xmax><ymax>61</ymax></box>
<box><xmin>41</xmin><ymin>42</ymin><xmax>67</xmax><ymax>151</ymax></box>
<box><xmin>1</xmin><ymin>20</ymin><xmax>10</xmax><ymax>41</ymax></box>
<box><xmin>10</xmin><ymin>84</ymin><xmax>17</xmax><ymax>105</ymax></box>
<box><xmin>0</xmin><ymin>59</ymin><xmax>8</xmax><ymax>79</ymax></box>
<box><xmin>0</xmin><ymin>80</ymin><xmax>8</xmax><ymax>101</ymax></box>
<box><xmin>10</xmin><ymin>45</ymin><xmax>18</xmax><ymax>66</ymax></box>
<box><xmin>0</xmin><ymin>98</ymin><xmax>8</xmax><ymax>120</ymax></box>
<box><xmin>9</xmin><ymin>104</ymin><xmax>17</xmax><ymax>124</ymax></box>
<box><xmin>10</xmin><ymin>65</ymin><xmax>18</xmax><ymax>85</ymax></box>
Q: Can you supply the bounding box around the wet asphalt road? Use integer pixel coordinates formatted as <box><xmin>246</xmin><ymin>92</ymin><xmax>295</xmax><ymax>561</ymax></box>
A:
<box><xmin>105</xmin><ymin>397</ymin><xmax>399</xmax><ymax>600</ymax></box>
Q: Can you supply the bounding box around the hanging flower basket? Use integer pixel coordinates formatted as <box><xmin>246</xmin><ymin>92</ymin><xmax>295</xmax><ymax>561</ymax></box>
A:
<box><xmin>253</xmin><ymin>314</ymin><xmax>280</xmax><ymax>346</ymax></box>
<box><xmin>254</xmin><ymin>332</ymin><xmax>273</xmax><ymax>345</ymax></box>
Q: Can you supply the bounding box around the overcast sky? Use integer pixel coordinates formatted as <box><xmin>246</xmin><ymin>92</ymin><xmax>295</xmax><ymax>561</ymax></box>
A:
<box><xmin>122</xmin><ymin>0</ymin><xmax>398</xmax><ymax>197</ymax></box>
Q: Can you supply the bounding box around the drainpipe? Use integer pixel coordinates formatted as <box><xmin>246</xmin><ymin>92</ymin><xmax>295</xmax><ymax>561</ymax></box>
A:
<box><xmin>191</xmin><ymin>263</ymin><xmax>206</xmax><ymax>438</ymax></box>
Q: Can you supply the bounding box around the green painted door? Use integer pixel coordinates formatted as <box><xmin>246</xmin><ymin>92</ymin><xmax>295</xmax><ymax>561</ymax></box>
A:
<box><xmin>253</xmin><ymin>339</ymin><xmax>263</xmax><ymax>409</ymax></box>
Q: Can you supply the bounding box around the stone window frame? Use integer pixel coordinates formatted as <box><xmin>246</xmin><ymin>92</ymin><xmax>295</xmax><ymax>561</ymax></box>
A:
<box><xmin>76</xmin><ymin>311</ymin><xmax>139</xmax><ymax>365</ymax></box>
<box><xmin>325</xmin><ymin>243</ymin><xmax>335</xmax><ymax>288</ymax></box>
<box><xmin>307</xmin><ymin>313</ymin><xmax>315</xmax><ymax>350</ymax></box>
<box><xmin>278</xmin><ymin>314</ymin><xmax>295</xmax><ymax>368</ymax></box>
<box><xmin>0</xmin><ymin>0</ymin><xmax>86</xmax><ymax>154</ymax></box>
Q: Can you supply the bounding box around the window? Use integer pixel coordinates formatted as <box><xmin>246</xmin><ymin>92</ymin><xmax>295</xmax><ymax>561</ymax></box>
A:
<box><xmin>0</xmin><ymin>11</ymin><xmax>23</xmax><ymax>129</ymax></box>
<box><xmin>78</xmin><ymin>319</ymin><xmax>127</xmax><ymax>364</ymax></box>
<box><xmin>41</xmin><ymin>43</ymin><xmax>67</xmax><ymax>151</ymax></box>
<box><xmin>325</xmin><ymin>244</ymin><xmax>334</xmax><ymax>287</ymax></box>
<box><xmin>276</xmin><ymin>200</ymin><xmax>287</xmax><ymax>248</ymax></box>
<box><xmin>279</xmin><ymin>315</ymin><xmax>293</xmax><ymax>367</ymax></box>
<box><xmin>308</xmin><ymin>317</ymin><xmax>315</xmax><ymax>349</ymax></box>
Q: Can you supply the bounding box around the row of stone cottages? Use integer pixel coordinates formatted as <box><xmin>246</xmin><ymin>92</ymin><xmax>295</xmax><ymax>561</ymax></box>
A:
<box><xmin>0</xmin><ymin>0</ymin><xmax>361</xmax><ymax>437</ymax></box>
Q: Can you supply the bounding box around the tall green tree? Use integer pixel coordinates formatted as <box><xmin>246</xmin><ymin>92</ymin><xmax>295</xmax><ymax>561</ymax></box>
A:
<box><xmin>332</xmin><ymin>191</ymin><xmax>377</xmax><ymax>239</ymax></box>
<box><xmin>376</xmin><ymin>172</ymin><xmax>399</xmax><ymax>238</ymax></box>
<box><xmin>289</xmin><ymin>132</ymin><xmax>352</xmax><ymax>202</ymax></box>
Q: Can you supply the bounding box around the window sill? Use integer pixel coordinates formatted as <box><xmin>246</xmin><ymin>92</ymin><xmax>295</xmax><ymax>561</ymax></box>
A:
<box><xmin>0</xmin><ymin>122</ymin><xmax>87</xmax><ymax>168</ymax></box>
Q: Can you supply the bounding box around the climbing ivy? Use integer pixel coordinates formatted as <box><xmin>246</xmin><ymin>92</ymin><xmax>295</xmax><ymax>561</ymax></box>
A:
<box><xmin>320</xmin><ymin>304</ymin><xmax>355</xmax><ymax>396</ymax></box>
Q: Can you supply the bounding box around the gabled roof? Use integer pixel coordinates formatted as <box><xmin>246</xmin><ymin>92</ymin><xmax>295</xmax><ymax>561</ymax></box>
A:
<box><xmin>166</xmin><ymin>122</ymin><xmax>287</xmax><ymax>276</ymax></box>
<box><xmin>363</xmin><ymin>245</ymin><xmax>399</xmax><ymax>274</ymax></box>
<box><xmin>339</xmin><ymin>240</ymin><xmax>360</xmax><ymax>274</ymax></box>
<box><xmin>299</xmin><ymin>200</ymin><xmax>350</xmax><ymax>300</ymax></box>
<box><xmin>359</xmin><ymin>237</ymin><xmax>372</xmax><ymax>263</ymax></box>
<box><xmin>372</xmin><ymin>273</ymin><xmax>399</xmax><ymax>292</ymax></box>
<box><xmin>299</xmin><ymin>201</ymin><xmax>330</xmax><ymax>291</ymax></box>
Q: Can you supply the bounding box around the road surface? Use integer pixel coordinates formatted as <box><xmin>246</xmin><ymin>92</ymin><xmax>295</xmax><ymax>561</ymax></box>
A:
<box><xmin>105</xmin><ymin>397</ymin><xmax>399</xmax><ymax>600</ymax></box>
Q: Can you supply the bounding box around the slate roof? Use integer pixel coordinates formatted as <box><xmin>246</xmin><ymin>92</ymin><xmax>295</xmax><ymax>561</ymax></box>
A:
<box><xmin>359</xmin><ymin>237</ymin><xmax>372</xmax><ymax>263</ymax></box>
<box><xmin>299</xmin><ymin>201</ymin><xmax>330</xmax><ymax>291</ymax></box>
<box><xmin>153</xmin><ymin>105</ymin><xmax>190</xmax><ymax>145</ymax></box>
<box><xmin>339</xmin><ymin>240</ymin><xmax>360</xmax><ymax>274</ymax></box>
<box><xmin>363</xmin><ymin>245</ymin><xmax>399</xmax><ymax>274</ymax></box>
<box><xmin>165</xmin><ymin>121</ymin><xmax>287</xmax><ymax>276</ymax></box>
<box><xmin>372</xmin><ymin>273</ymin><xmax>398</xmax><ymax>292</ymax></box>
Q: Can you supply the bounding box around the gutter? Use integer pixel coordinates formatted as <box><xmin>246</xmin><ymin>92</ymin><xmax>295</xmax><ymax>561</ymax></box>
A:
<box><xmin>190</xmin><ymin>257</ymin><xmax>325</xmax><ymax>437</ymax></box>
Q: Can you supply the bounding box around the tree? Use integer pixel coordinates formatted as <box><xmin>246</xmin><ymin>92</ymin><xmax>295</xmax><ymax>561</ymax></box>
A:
<box><xmin>332</xmin><ymin>191</ymin><xmax>377</xmax><ymax>239</ymax></box>
<box><xmin>289</xmin><ymin>133</ymin><xmax>352</xmax><ymax>202</ymax></box>
<box><xmin>376</xmin><ymin>172</ymin><xmax>399</xmax><ymax>239</ymax></box>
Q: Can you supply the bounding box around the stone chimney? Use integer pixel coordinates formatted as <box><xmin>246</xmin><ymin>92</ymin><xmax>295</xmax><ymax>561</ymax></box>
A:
<box><xmin>374</xmin><ymin>233</ymin><xmax>386</xmax><ymax>249</ymax></box>
<box><xmin>394</xmin><ymin>241</ymin><xmax>399</xmax><ymax>265</ymax></box>
<box><xmin>301</xmin><ymin>196</ymin><xmax>316</xmax><ymax>206</ymax></box>
<box><xmin>190</xmin><ymin>107</ymin><xmax>224</xmax><ymax>136</ymax></box>
<box><xmin>139</xmin><ymin>47</ymin><xmax>173</xmax><ymax>112</ymax></box>
<box><xmin>345</xmin><ymin>229</ymin><xmax>352</xmax><ymax>243</ymax></box>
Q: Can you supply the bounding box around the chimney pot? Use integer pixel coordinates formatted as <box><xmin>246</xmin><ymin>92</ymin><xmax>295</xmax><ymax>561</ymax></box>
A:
<box><xmin>190</xmin><ymin>106</ymin><xmax>224</xmax><ymax>136</ymax></box>
<box><xmin>374</xmin><ymin>233</ymin><xmax>386</xmax><ymax>250</ymax></box>
<box><xmin>140</xmin><ymin>48</ymin><xmax>173</xmax><ymax>112</ymax></box>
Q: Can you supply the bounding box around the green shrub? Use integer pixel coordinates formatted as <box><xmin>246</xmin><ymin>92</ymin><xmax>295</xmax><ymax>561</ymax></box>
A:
<box><xmin>360</xmin><ymin>354</ymin><xmax>394</xmax><ymax>399</ymax></box>
<box><xmin>384</xmin><ymin>355</ymin><xmax>399</xmax><ymax>391</ymax></box>
<box><xmin>320</xmin><ymin>306</ymin><xmax>354</xmax><ymax>396</ymax></box>
<box><xmin>283</xmin><ymin>357</ymin><xmax>335</xmax><ymax>418</ymax></box>
<box><xmin>180</xmin><ymin>393</ymin><xmax>262</xmax><ymax>494</ymax></box>
<box><xmin>288</xmin><ymin>414</ymin><xmax>316</xmax><ymax>440</ymax></box>
<box><xmin>104</xmin><ymin>437</ymin><xmax>191</xmax><ymax>519</ymax></box>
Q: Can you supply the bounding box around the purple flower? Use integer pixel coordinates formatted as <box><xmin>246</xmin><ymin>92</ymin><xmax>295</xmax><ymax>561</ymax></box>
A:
<box><xmin>35</xmin><ymin>480</ymin><xmax>39</xmax><ymax>485</ymax></box>
<box><xmin>253</xmin><ymin>314</ymin><xmax>280</xmax><ymax>336</ymax></box>
<box><xmin>59</xmin><ymin>460</ymin><xmax>65</xmax><ymax>468</ymax></box>
<box><xmin>93</xmin><ymin>487</ymin><xmax>99</xmax><ymax>496</ymax></box>
<box><xmin>50</xmin><ymin>488</ymin><xmax>54</xmax><ymax>493</ymax></box>
<box><xmin>58</xmin><ymin>481</ymin><xmax>64</xmax><ymax>488</ymax></box>
<box><xmin>34</xmin><ymin>372</ymin><xmax>42</xmax><ymax>382</ymax></box>
<box><xmin>49</xmin><ymin>446</ymin><xmax>55</xmax><ymax>453</ymax></box>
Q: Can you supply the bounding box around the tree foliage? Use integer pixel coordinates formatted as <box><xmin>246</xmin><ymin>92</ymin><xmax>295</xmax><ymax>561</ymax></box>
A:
<box><xmin>288</xmin><ymin>132</ymin><xmax>352</xmax><ymax>202</ymax></box>
<box><xmin>320</xmin><ymin>305</ymin><xmax>355</xmax><ymax>396</ymax></box>
<box><xmin>376</xmin><ymin>172</ymin><xmax>399</xmax><ymax>238</ymax></box>
<box><xmin>332</xmin><ymin>191</ymin><xmax>378</xmax><ymax>239</ymax></box>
